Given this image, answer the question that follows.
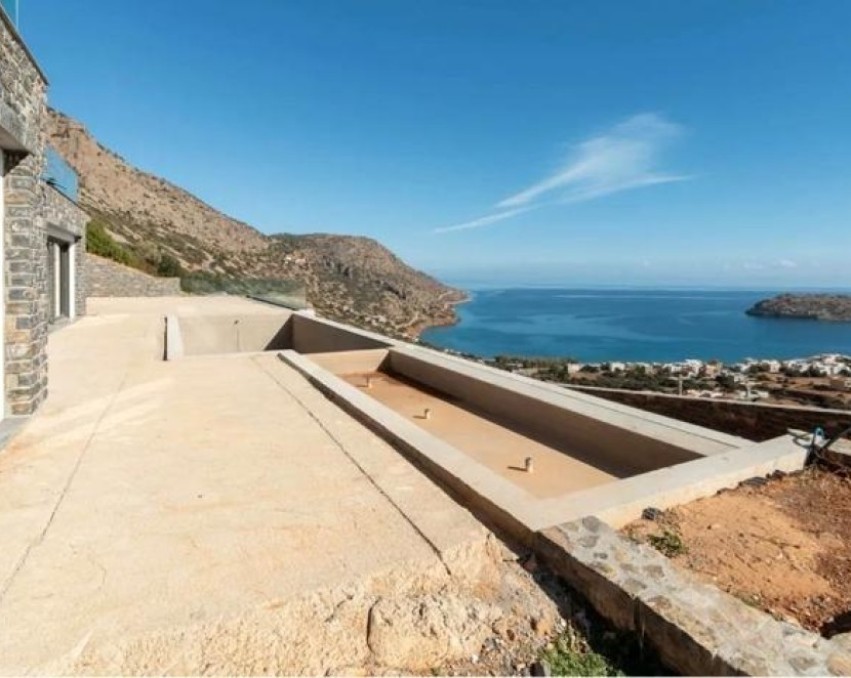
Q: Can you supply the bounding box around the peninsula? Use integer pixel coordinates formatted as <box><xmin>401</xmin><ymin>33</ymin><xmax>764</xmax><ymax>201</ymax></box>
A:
<box><xmin>746</xmin><ymin>293</ymin><xmax>851</xmax><ymax>322</ymax></box>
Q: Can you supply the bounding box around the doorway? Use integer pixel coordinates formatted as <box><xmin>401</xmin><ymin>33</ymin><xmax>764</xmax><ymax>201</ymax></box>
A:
<box><xmin>47</xmin><ymin>235</ymin><xmax>76</xmax><ymax>324</ymax></box>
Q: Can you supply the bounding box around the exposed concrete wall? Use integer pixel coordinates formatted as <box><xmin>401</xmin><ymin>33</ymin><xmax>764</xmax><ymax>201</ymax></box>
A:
<box><xmin>308</xmin><ymin>349</ymin><xmax>390</xmax><ymax>375</ymax></box>
<box><xmin>85</xmin><ymin>254</ymin><xmax>181</xmax><ymax>298</ymax></box>
<box><xmin>177</xmin><ymin>312</ymin><xmax>292</xmax><ymax>357</ymax></box>
<box><xmin>389</xmin><ymin>350</ymin><xmax>708</xmax><ymax>478</ymax></box>
<box><xmin>291</xmin><ymin>314</ymin><xmax>391</xmax><ymax>354</ymax></box>
<box><xmin>568</xmin><ymin>385</ymin><xmax>851</xmax><ymax>442</ymax></box>
<box><xmin>547</xmin><ymin>435</ymin><xmax>808</xmax><ymax>530</ymax></box>
<box><xmin>1</xmin><ymin>9</ymin><xmax>49</xmax><ymax>416</ymax></box>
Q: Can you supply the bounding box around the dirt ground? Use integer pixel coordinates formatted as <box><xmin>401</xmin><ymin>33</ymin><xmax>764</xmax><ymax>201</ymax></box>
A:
<box><xmin>623</xmin><ymin>466</ymin><xmax>851</xmax><ymax>636</ymax></box>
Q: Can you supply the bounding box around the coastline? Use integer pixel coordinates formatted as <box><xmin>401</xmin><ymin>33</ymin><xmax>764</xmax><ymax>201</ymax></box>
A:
<box><xmin>408</xmin><ymin>288</ymin><xmax>471</xmax><ymax>339</ymax></box>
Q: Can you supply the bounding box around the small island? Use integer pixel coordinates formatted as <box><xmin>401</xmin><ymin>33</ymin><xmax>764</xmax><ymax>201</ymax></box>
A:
<box><xmin>746</xmin><ymin>293</ymin><xmax>851</xmax><ymax>322</ymax></box>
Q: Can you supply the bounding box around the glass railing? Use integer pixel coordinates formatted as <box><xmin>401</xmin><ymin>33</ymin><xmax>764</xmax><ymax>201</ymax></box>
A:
<box><xmin>0</xmin><ymin>0</ymin><xmax>18</xmax><ymax>26</ymax></box>
<box><xmin>178</xmin><ymin>273</ymin><xmax>309</xmax><ymax>308</ymax></box>
<box><xmin>43</xmin><ymin>146</ymin><xmax>80</xmax><ymax>202</ymax></box>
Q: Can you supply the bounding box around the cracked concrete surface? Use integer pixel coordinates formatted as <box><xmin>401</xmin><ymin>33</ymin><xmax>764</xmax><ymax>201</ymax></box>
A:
<box><xmin>0</xmin><ymin>297</ymin><xmax>540</xmax><ymax>675</ymax></box>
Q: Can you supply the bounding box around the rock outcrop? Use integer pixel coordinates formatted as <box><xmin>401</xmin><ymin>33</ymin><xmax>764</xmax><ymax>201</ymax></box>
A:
<box><xmin>746</xmin><ymin>294</ymin><xmax>851</xmax><ymax>322</ymax></box>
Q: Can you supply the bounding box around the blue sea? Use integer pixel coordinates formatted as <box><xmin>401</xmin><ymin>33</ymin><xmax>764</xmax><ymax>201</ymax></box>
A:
<box><xmin>420</xmin><ymin>289</ymin><xmax>851</xmax><ymax>363</ymax></box>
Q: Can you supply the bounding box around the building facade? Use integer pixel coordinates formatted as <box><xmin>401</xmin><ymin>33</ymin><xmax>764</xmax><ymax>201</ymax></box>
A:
<box><xmin>0</xmin><ymin>3</ymin><xmax>86</xmax><ymax>417</ymax></box>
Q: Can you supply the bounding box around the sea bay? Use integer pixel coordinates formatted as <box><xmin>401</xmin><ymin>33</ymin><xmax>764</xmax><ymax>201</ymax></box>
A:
<box><xmin>421</xmin><ymin>288</ymin><xmax>851</xmax><ymax>363</ymax></box>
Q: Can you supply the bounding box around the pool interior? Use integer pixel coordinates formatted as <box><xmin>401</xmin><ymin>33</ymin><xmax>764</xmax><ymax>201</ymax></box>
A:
<box><xmin>340</xmin><ymin>368</ymin><xmax>630</xmax><ymax>498</ymax></box>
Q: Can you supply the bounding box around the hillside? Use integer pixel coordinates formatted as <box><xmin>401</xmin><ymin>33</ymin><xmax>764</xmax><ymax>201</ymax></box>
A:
<box><xmin>746</xmin><ymin>294</ymin><xmax>851</xmax><ymax>322</ymax></box>
<box><xmin>47</xmin><ymin>109</ymin><xmax>464</xmax><ymax>337</ymax></box>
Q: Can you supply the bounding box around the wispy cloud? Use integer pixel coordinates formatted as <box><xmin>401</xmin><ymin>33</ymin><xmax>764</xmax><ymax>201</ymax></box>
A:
<box><xmin>435</xmin><ymin>113</ymin><xmax>689</xmax><ymax>234</ymax></box>
<box><xmin>741</xmin><ymin>259</ymin><xmax>799</xmax><ymax>272</ymax></box>
<box><xmin>432</xmin><ymin>206</ymin><xmax>534</xmax><ymax>234</ymax></box>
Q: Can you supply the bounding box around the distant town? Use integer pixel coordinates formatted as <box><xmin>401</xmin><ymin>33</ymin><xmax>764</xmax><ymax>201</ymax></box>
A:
<box><xmin>451</xmin><ymin>350</ymin><xmax>851</xmax><ymax>410</ymax></box>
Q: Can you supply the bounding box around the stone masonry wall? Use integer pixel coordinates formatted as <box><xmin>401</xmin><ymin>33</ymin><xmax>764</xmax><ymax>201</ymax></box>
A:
<box><xmin>43</xmin><ymin>184</ymin><xmax>87</xmax><ymax>317</ymax></box>
<box><xmin>86</xmin><ymin>254</ymin><xmax>181</xmax><ymax>297</ymax></box>
<box><xmin>0</xmin><ymin>13</ymin><xmax>45</xmax><ymax>155</ymax></box>
<box><xmin>1</xmin><ymin>9</ymin><xmax>49</xmax><ymax>416</ymax></box>
<box><xmin>568</xmin><ymin>385</ymin><xmax>851</xmax><ymax>442</ymax></box>
<box><xmin>76</xmin><ymin>227</ymin><xmax>86</xmax><ymax>317</ymax></box>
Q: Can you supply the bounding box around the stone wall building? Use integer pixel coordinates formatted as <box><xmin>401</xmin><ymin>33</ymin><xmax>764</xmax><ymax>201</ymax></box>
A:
<box><xmin>0</xmin><ymin>3</ymin><xmax>86</xmax><ymax>417</ymax></box>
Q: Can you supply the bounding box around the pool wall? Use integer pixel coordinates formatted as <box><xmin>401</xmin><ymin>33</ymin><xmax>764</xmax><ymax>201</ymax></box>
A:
<box><xmin>388</xmin><ymin>348</ymin><xmax>713</xmax><ymax>476</ymax></box>
<box><xmin>166</xmin><ymin>309</ymin><xmax>396</xmax><ymax>359</ymax></box>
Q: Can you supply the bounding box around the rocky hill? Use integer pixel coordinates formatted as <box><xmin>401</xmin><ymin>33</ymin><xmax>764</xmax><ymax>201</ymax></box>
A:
<box><xmin>47</xmin><ymin>109</ymin><xmax>464</xmax><ymax>337</ymax></box>
<box><xmin>746</xmin><ymin>294</ymin><xmax>851</xmax><ymax>322</ymax></box>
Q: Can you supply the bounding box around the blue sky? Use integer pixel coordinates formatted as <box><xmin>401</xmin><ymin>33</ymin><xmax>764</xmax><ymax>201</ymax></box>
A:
<box><xmin>25</xmin><ymin>0</ymin><xmax>851</xmax><ymax>287</ymax></box>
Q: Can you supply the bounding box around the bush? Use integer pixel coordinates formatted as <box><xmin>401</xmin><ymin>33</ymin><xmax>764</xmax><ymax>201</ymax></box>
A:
<box><xmin>541</xmin><ymin>628</ymin><xmax>624</xmax><ymax>676</ymax></box>
<box><xmin>179</xmin><ymin>271</ymin><xmax>305</xmax><ymax>300</ymax></box>
<box><xmin>648</xmin><ymin>529</ymin><xmax>688</xmax><ymax>557</ymax></box>
<box><xmin>156</xmin><ymin>254</ymin><xmax>183</xmax><ymax>278</ymax></box>
<box><xmin>86</xmin><ymin>218</ymin><xmax>135</xmax><ymax>266</ymax></box>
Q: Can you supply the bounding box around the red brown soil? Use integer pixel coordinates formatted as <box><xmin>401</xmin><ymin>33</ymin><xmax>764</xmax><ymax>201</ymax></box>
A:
<box><xmin>623</xmin><ymin>467</ymin><xmax>851</xmax><ymax>635</ymax></box>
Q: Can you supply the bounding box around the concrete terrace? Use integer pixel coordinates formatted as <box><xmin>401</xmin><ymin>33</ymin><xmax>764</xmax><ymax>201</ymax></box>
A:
<box><xmin>0</xmin><ymin>297</ymin><xmax>493</xmax><ymax>674</ymax></box>
<box><xmin>2</xmin><ymin>294</ymin><xmax>840</xmax><ymax>676</ymax></box>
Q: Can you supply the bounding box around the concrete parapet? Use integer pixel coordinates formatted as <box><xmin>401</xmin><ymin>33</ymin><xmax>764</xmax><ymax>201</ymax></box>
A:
<box><xmin>397</xmin><ymin>347</ymin><xmax>748</xmax><ymax>453</ymax></box>
<box><xmin>290</xmin><ymin>313</ymin><xmax>394</xmax><ymax>354</ymax></box>
<box><xmin>541</xmin><ymin>435</ymin><xmax>808</xmax><ymax>530</ymax></box>
<box><xmin>567</xmin><ymin>385</ymin><xmax>851</xmax><ymax>443</ymax></box>
<box><xmin>308</xmin><ymin>348</ymin><xmax>390</xmax><ymax>374</ymax></box>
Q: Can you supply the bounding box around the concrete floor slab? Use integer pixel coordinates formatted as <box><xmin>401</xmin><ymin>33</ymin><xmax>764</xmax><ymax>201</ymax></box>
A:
<box><xmin>0</xmin><ymin>298</ymin><xmax>491</xmax><ymax>674</ymax></box>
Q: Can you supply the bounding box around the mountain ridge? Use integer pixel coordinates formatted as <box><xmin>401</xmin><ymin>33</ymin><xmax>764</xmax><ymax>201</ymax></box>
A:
<box><xmin>47</xmin><ymin>109</ymin><xmax>464</xmax><ymax>337</ymax></box>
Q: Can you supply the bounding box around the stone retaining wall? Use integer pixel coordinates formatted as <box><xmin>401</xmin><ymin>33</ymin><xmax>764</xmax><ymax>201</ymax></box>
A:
<box><xmin>86</xmin><ymin>254</ymin><xmax>181</xmax><ymax>297</ymax></box>
<box><xmin>568</xmin><ymin>386</ymin><xmax>851</xmax><ymax>442</ymax></box>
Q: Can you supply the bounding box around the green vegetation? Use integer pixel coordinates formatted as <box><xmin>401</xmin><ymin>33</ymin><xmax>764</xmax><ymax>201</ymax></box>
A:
<box><xmin>87</xmin><ymin>215</ymin><xmax>306</xmax><ymax>303</ymax></box>
<box><xmin>86</xmin><ymin>217</ymin><xmax>140</xmax><ymax>268</ymax></box>
<box><xmin>648</xmin><ymin>530</ymin><xmax>688</xmax><ymax>557</ymax></box>
<box><xmin>735</xmin><ymin>592</ymin><xmax>762</xmax><ymax>609</ymax></box>
<box><xmin>156</xmin><ymin>253</ymin><xmax>183</xmax><ymax>277</ymax></box>
<box><xmin>540</xmin><ymin>628</ymin><xmax>624</xmax><ymax>676</ymax></box>
<box><xmin>87</xmin><ymin>217</ymin><xmax>185</xmax><ymax>279</ymax></box>
<box><xmin>531</xmin><ymin>576</ymin><xmax>670</xmax><ymax>677</ymax></box>
<box><xmin>179</xmin><ymin>271</ymin><xmax>305</xmax><ymax>301</ymax></box>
